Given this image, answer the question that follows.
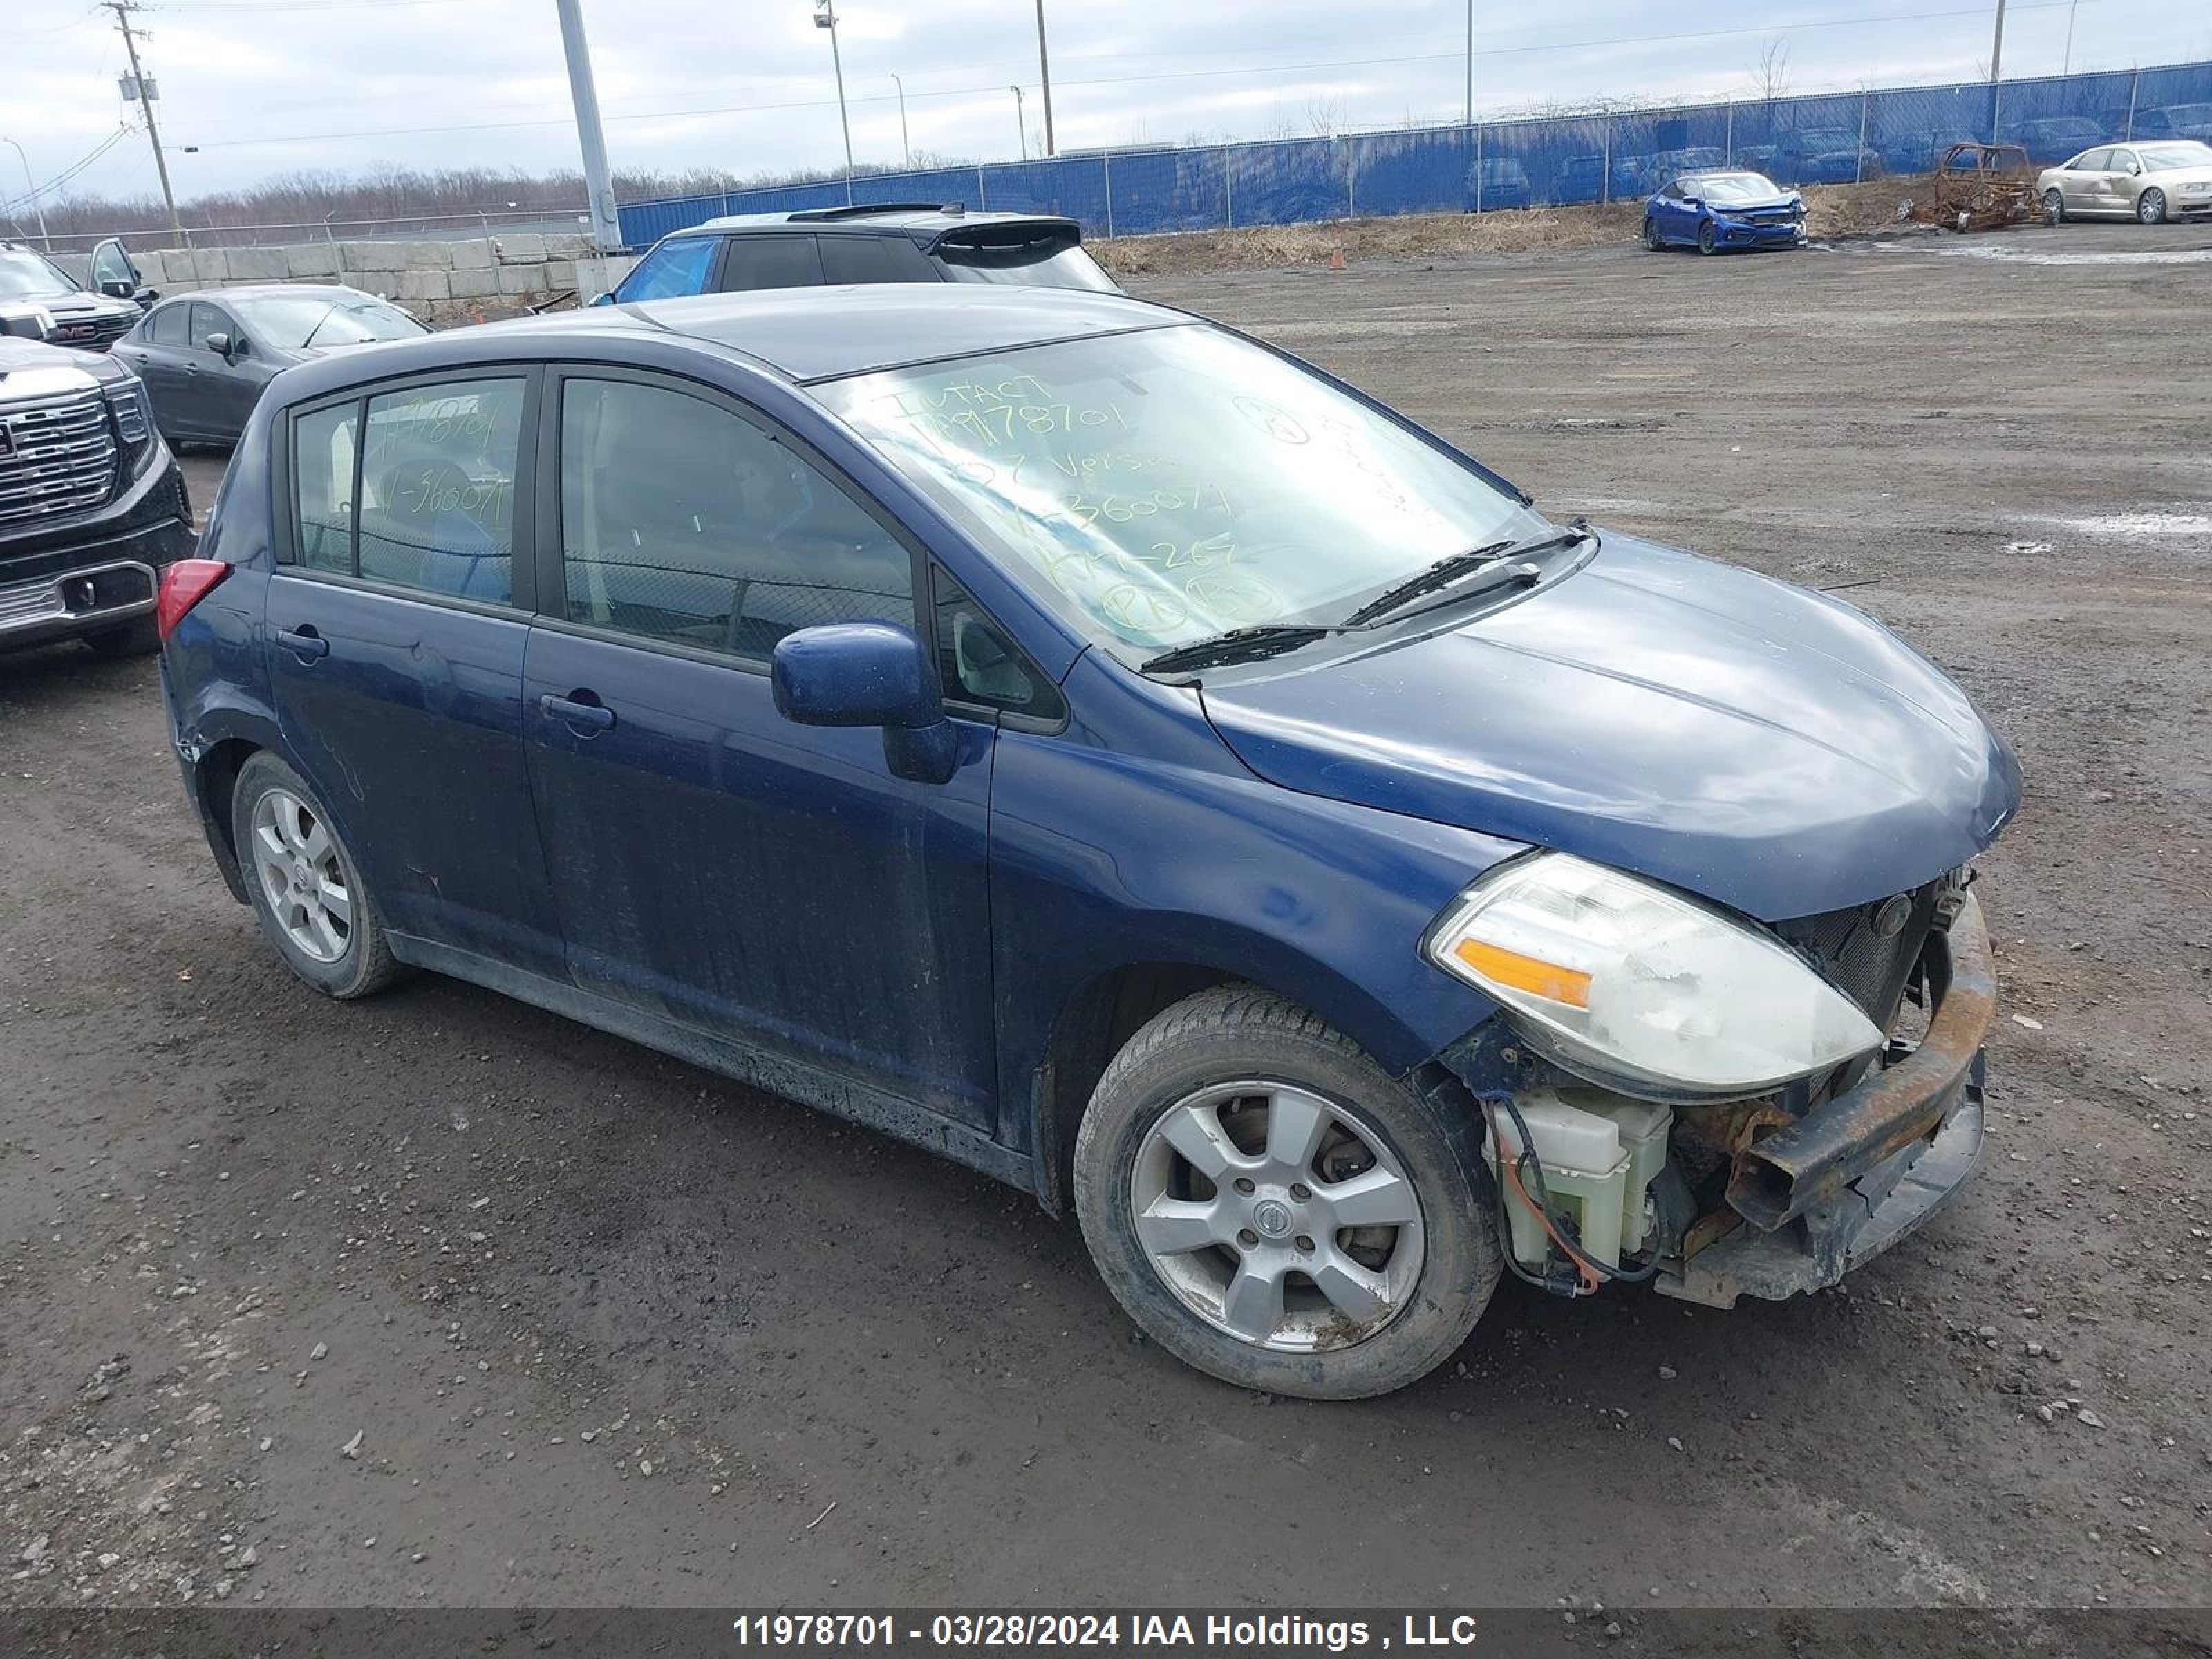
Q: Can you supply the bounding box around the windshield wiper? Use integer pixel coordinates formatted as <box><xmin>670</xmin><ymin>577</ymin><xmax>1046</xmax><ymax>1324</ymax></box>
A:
<box><xmin>1338</xmin><ymin>521</ymin><xmax>1595</xmax><ymax>630</ymax></box>
<box><xmin>299</xmin><ymin>301</ymin><xmax>344</xmax><ymax>348</ymax></box>
<box><xmin>1140</xmin><ymin>624</ymin><xmax>1339</xmax><ymax>676</ymax></box>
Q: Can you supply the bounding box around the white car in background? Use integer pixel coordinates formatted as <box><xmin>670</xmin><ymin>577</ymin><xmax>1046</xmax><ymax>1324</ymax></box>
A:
<box><xmin>2036</xmin><ymin>140</ymin><xmax>2212</xmax><ymax>224</ymax></box>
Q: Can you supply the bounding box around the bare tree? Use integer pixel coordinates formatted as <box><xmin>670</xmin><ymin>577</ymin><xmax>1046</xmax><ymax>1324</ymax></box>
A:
<box><xmin>1752</xmin><ymin>38</ymin><xmax>1791</xmax><ymax>103</ymax></box>
<box><xmin>1303</xmin><ymin>94</ymin><xmax>1347</xmax><ymax>138</ymax></box>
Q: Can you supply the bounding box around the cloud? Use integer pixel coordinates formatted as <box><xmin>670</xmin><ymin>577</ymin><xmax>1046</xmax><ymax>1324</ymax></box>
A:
<box><xmin>6</xmin><ymin>0</ymin><xmax>2197</xmax><ymax>209</ymax></box>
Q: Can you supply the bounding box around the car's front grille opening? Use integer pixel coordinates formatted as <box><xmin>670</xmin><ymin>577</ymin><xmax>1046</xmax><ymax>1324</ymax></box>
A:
<box><xmin>1773</xmin><ymin>877</ymin><xmax>1946</xmax><ymax>1033</ymax></box>
<box><xmin>0</xmin><ymin>388</ymin><xmax>121</xmax><ymax>528</ymax></box>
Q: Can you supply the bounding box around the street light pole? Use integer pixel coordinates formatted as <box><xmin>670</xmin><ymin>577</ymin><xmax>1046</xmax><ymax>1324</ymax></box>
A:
<box><xmin>1988</xmin><ymin>0</ymin><xmax>2006</xmax><ymax>84</ymax></box>
<box><xmin>1033</xmin><ymin>0</ymin><xmax>1056</xmax><ymax>157</ymax></box>
<box><xmin>2061</xmin><ymin>0</ymin><xmax>2078</xmax><ymax>75</ymax></box>
<box><xmin>1464</xmin><ymin>0</ymin><xmax>1473</xmax><ymax>127</ymax></box>
<box><xmin>890</xmin><ymin>73</ymin><xmax>910</xmax><ymax>169</ymax></box>
<box><xmin>1010</xmin><ymin>86</ymin><xmax>1027</xmax><ymax>161</ymax></box>
<box><xmin>552</xmin><ymin>0</ymin><xmax>622</xmax><ymax>252</ymax></box>
<box><xmin>3</xmin><ymin>138</ymin><xmax>52</xmax><ymax>251</ymax></box>
<box><xmin>814</xmin><ymin>0</ymin><xmax>856</xmax><ymax>205</ymax></box>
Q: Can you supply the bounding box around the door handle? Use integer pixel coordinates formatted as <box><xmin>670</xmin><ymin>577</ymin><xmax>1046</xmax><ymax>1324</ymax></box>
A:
<box><xmin>541</xmin><ymin>692</ymin><xmax>615</xmax><ymax>733</ymax></box>
<box><xmin>184</xmin><ymin>362</ymin><xmax>200</xmax><ymax>374</ymax></box>
<box><xmin>276</xmin><ymin>625</ymin><xmax>329</xmax><ymax>661</ymax></box>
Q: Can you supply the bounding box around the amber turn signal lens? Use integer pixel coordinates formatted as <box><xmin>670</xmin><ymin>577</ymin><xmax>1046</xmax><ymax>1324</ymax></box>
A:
<box><xmin>1452</xmin><ymin>938</ymin><xmax>1592</xmax><ymax>1009</ymax></box>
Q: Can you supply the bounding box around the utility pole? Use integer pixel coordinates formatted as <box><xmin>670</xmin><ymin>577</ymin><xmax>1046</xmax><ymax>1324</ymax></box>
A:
<box><xmin>889</xmin><ymin>73</ymin><xmax>910</xmax><ymax>169</ymax></box>
<box><xmin>1986</xmin><ymin>0</ymin><xmax>2006</xmax><ymax>141</ymax></box>
<box><xmin>1011</xmin><ymin>86</ymin><xmax>1027</xmax><ymax>161</ymax></box>
<box><xmin>814</xmin><ymin>1</ymin><xmax>856</xmax><ymax>205</ymax></box>
<box><xmin>104</xmin><ymin>1</ymin><xmax>185</xmax><ymax>250</ymax></box>
<box><xmin>1033</xmin><ymin>0</ymin><xmax>1056</xmax><ymax>157</ymax></box>
<box><xmin>3</xmin><ymin>138</ymin><xmax>52</xmax><ymax>251</ymax></box>
<box><xmin>553</xmin><ymin>0</ymin><xmax>622</xmax><ymax>251</ymax></box>
<box><xmin>1464</xmin><ymin>0</ymin><xmax>1474</xmax><ymax>127</ymax></box>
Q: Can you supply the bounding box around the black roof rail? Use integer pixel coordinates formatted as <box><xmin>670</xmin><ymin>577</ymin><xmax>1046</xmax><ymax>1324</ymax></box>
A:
<box><xmin>786</xmin><ymin>201</ymin><xmax>964</xmax><ymax>222</ymax></box>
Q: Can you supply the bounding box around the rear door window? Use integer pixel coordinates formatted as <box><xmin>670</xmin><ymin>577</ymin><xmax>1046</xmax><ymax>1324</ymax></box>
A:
<box><xmin>717</xmin><ymin>234</ymin><xmax>826</xmax><ymax>292</ymax></box>
<box><xmin>617</xmin><ymin>236</ymin><xmax>718</xmax><ymax>302</ymax></box>
<box><xmin>147</xmin><ymin>303</ymin><xmax>190</xmax><ymax>346</ymax></box>
<box><xmin>556</xmin><ymin>375</ymin><xmax>912</xmax><ymax>660</ymax></box>
<box><xmin>2070</xmin><ymin>148</ymin><xmax>2112</xmax><ymax>172</ymax></box>
<box><xmin>354</xmin><ymin>378</ymin><xmax>527</xmax><ymax>604</ymax></box>
<box><xmin>292</xmin><ymin>402</ymin><xmax>359</xmax><ymax>574</ymax></box>
<box><xmin>818</xmin><ymin>234</ymin><xmax>937</xmax><ymax>285</ymax></box>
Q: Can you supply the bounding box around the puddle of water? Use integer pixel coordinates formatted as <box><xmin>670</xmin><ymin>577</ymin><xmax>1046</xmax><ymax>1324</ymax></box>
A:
<box><xmin>2029</xmin><ymin>510</ymin><xmax>2212</xmax><ymax>538</ymax></box>
<box><xmin>1933</xmin><ymin>243</ymin><xmax>2212</xmax><ymax>266</ymax></box>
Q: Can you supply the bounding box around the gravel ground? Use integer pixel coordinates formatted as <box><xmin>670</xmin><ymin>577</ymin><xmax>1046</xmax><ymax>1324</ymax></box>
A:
<box><xmin>3</xmin><ymin>217</ymin><xmax>2210</xmax><ymax>1618</ymax></box>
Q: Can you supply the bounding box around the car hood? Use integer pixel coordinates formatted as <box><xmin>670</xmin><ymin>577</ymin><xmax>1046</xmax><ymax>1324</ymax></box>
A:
<box><xmin>1197</xmin><ymin>534</ymin><xmax>2021</xmax><ymax>923</ymax></box>
<box><xmin>2145</xmin><ymin>165</ymin><xmax>2212</xmax><ymax>187</ymax></box>
<box><xmin>37</xmin><ymin>290</ymin><xmax>138</xmax><ymax>320</ymax></box>
<box><xmin>1709</xmin><ymin>196</ymin><xmax>1801</xmax><ymax>214</ymax></box>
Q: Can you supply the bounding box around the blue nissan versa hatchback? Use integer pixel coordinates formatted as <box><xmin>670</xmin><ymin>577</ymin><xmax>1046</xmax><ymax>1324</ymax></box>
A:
<box><xmin>158</xmin><ymin>286</ymin><xmax>2019</xmax><ymax>1398</ymax></box>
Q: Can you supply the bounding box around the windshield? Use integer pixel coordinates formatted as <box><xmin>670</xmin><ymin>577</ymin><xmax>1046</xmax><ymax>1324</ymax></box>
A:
<box><xmin>230</xmin><ymin>292</ymin><xmax>428</xmax><ymax>349</ymax></box>
<box><xmin>1691</xmin><ymin>172</ymin><xmax>1783</xmax><ymax>202</ymax></box>
<box><xmin>934</xmin><ymin>235</ymin><xmax>1119</xmax><ymax>292</ymax></box>
<box><xmin>2140</xmin><ymin>141</ymin><xmax>2212</xmax><ymax>171</ymax></box>
<box><xmin>0</xmin><ymin>250</ymin><xmax>81</xmax><ymax>301</ymax></box>
<box><xmin>818</xmin><ymin>324</ymin><xmax>1546</xmax><ymax>656</ymax></box>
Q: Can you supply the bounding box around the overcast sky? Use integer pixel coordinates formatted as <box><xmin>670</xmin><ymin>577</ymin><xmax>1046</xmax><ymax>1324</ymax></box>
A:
<box><xmin>6</xmin><ymin>0</ymin><xmax>2207</xmax><ymax>214</ymax></box>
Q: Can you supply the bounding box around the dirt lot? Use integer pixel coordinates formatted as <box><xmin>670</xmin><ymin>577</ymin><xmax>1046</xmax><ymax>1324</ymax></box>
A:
<box><xmin>5</xmin><ymin>217</ymin><xmax>2211</xmax><ymax>1621</ymax></box>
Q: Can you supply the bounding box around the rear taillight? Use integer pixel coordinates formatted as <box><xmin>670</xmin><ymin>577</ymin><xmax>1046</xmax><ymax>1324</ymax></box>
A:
<box><xmin>156</xmin><ymin>558</ymin><xmax>231</xmax><ymax>642</ymax></box>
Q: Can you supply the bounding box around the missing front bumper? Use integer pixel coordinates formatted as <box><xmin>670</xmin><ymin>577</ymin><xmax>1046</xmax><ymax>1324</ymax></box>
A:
<box><xmin>1656</xmin><ymin>892</ymin><xmax>1996</xmax><ymax>1309</ymax></box>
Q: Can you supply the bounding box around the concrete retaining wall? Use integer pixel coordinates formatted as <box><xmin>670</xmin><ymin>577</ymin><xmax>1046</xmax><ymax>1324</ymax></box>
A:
<box><xmin>55</xmin><ymin>236</ymin><xmax>636</xmax><ymax>325</ymax></box>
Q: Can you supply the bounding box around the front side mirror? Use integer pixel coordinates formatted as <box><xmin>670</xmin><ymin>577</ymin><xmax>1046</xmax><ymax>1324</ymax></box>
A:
<box><xmin>205</xmin><ymin>331</ymin><xmax>233</xmax><ymax>359</ymax></box>
<box><xmin>772</xmin><ymin>621</ymin><xmax>956</xmax><ymax>783</ymax></box>
<box><xmin>99</xmin><ymin>279</ymin><xmax>134</xmax><ymax>299</ymax></box>
<box><xmin>588</xmin><ymin>290</ymin><xmax>615</xmax><ymax>307</ymax></box>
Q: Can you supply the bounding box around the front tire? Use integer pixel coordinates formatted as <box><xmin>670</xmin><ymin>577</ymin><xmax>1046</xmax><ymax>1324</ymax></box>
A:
<box><xmin>1073</xmin><ymin>986</ymin><xmax>1499</xmax><ymax>1399</ymax></box>
<box><xmin>1642</xmin><ymin>216</ymin><xmax>1665</xmax><ymax>251</ymax></box>
<box><xmin>1697</xmin><ymin>220</ymin><xmax>1720</xmax><ymax>255</ymax></box>
<box><xmin>2137</xmin><ymin>188</ymin><xmax>2168</xmax><ymax>225</ymax></box>
<box><xmin>230</xmin><ymin>751</ymin><xmax>407</xmax><ymax>1000</ymax></box>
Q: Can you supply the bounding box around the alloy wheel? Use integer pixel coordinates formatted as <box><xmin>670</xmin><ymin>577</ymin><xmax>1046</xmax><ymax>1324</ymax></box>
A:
<box><xmin>2137</xmin><ymin>189</ymin><xmax>2166</xmax><ymax>225</ymax></box>
<box><xmin>2043</xmin><ymin>188</ymin><xmax>2065</xmax><ymax>225</ymax></box>
<box><xmin>1129</xmin><ymin>1080</ymin><xmax>1426</xmax><ymax>1353</ymax></box>
<box><xmin>250</xmin><ymin>787</ymin><xmax>353</xmax><ymax>964</ymax></box>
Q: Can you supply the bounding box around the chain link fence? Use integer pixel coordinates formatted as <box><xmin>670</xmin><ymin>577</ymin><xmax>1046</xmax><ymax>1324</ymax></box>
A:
<box><xmin>619</xmin><ymin>59</ymin><xmax>2212</xmax><ymax>248</ymax></box>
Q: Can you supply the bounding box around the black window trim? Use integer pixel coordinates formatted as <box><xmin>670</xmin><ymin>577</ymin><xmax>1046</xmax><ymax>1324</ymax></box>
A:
<box><xmin>927</xmin><ymin>561</ymin><xmax>1067</xmax><ymax>731</ymax></box>
<box><xmin>531</xmin><ymin>361</ymin><xmax>938</xmax><ymax>697</ymax></box>
<box><xmin>271</xmin><ymin>362</ymin><xmax>543</xmax><ymax>618</ymax></box>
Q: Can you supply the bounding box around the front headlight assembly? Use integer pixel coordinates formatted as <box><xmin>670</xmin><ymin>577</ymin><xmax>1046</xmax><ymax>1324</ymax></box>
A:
<box><xmin>1425</xmin><ymin>852</ymin><xmax>1883</xmax><ymax>1103</ymax></box>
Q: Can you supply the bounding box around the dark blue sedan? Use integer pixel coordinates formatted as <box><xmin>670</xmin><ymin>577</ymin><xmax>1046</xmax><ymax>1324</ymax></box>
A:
<box><xmin>1642</xmin><ymin>169</ymin><xmax>1809</xmax><ymax>253</ymax></box>
<box><xmin>156</xmin><ymin>286</ymin><xmax>2016</xmax><ymax>1398</ymax></box>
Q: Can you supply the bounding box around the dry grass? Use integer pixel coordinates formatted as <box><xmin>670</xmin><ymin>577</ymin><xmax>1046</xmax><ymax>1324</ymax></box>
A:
<box><xmin>1091</xmin><ymin>175</ymin><xmax>1927</xmax><ymax>279</ymax></box>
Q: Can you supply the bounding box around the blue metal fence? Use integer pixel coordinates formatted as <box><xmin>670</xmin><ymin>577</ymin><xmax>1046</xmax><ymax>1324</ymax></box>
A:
<box><xmin>618</xmin><ymin>59</ymin><xmax>2212</xmax><ymax>248</ymax></box>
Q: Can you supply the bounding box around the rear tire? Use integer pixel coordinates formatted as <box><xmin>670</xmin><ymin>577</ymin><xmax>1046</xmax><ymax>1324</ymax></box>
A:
<box><xmin>1073</xmin><ymin>985</ymin><xmax>1499</xmax><ymax>1399</ymax></box>
<box><xmin>2137</xmin><ymin>188</ymin><xmax>2168</xmax><ymax>225</ymax></box>
<box><xmin>2043</xmin><ymin>187</ymin><xmax>2065</xmax><ymax>225</ymax></box>
<box><xmin>82</xmin><ymin>617</ymin><xmax>160</xmax><ymax>658</ymax></box>
<box><xmin>230</xmin><ymin>751</ymin><xmax>408</xmax><ymax>1000</ymax></box>
<box><xmin>1697</xmin><ymin>220</ymin><xmax>1720</xmax><ymax>255</ymax></box>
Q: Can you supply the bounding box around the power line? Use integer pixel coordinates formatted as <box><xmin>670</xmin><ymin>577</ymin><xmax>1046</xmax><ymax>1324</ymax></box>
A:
<box><xmin>176</xmin><ymin>0</ymin><xmax>2119</xmax><ymax>153</ymax></box>
<box><xmin>0</xmin><ymin>124</ymin><xmax>138</xmax><ymax>217</ymax></box>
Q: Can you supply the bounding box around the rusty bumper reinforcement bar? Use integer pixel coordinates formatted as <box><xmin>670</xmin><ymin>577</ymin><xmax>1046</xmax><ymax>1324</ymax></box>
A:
<box><xmin>1727</xmin><ymin>891</ymin><xmax>1996</xmax><ymax>1235</ymax></box>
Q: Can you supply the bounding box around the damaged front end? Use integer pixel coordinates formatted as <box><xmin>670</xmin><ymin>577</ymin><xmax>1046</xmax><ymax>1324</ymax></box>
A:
<box><xmin>1435</xmin><ymin>876</ymin><xmax>1995</xmax><ymax>1308</ymax></box>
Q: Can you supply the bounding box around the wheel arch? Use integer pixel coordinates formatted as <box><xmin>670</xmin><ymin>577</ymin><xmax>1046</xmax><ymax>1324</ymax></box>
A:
<box><xmin>1021</xmin><ymin>941</ymin><xmax>1492</xmax><ymax>1215</ymax></box>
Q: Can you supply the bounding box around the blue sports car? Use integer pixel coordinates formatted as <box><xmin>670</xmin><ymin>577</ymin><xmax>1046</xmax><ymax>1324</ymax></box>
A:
<box><xmin>1641</xmin><ymin>170</ymin><xmax>1808</xmax><ymax>254</ymax></box>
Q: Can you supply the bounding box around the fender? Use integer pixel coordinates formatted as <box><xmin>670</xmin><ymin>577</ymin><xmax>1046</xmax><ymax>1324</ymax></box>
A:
<box><xmin>988</xmin><ymin>650</ymin><xmax>1523</xmax><ymax>1152</ymax></box>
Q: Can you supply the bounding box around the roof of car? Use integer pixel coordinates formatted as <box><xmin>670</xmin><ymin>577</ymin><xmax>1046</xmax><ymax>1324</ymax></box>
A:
<box><xmin>585</xmin><ymin>284</ymin><xmax>1183</xmax><ymax>382</ymax></box>
<box><xmin>156</xmin><ymin>283</ymin><xmax>377</xmax><ymax>303</ymax></box>
<box><xmin>688</xmin><ymin>205</ymin><xmax>1061</xmax><ymax>237</ymax></box>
